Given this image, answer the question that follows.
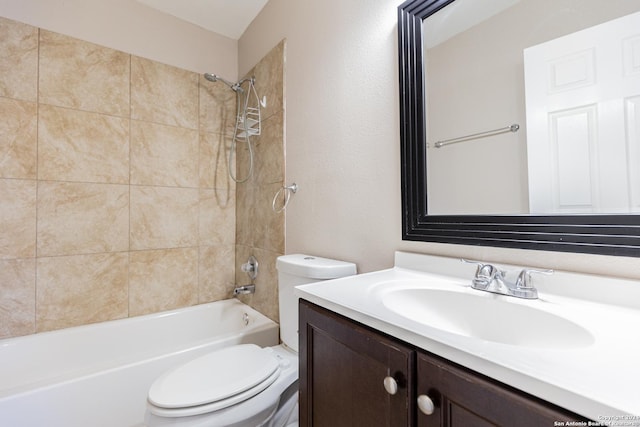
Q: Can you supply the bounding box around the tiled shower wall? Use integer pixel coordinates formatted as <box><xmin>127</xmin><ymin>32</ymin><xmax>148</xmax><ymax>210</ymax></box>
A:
<box><xmin>235</xmin><ymin>41</ymin><xmax>286</xmax><ymax>323</ymax></box>
<box><xmin>0</xmin><ymin>16</ymin><xmax>287</xmax><ymax>339</ymax></box>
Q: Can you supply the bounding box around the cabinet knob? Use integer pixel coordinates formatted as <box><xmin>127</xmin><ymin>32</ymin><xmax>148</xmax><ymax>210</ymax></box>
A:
<box><xmin>383</xmin><ymin>376</ymin><xmax>398</xmax><ymax>395</ymax></box>
<box><xmin>417</xmin><ymin>394</ymin><xmax>435</xmax><ymax>415</ymax></box>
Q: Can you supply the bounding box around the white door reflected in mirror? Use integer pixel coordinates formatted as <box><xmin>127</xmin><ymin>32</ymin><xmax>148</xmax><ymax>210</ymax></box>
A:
<box><xmin>424</xmin><ymin>0</ymin><xmax>640</xmax><ymax>215</ymax></box>
<box><xmin>525</xmin><ymin>11</ymin><xmax>640</xmax><ymax>214</ymax></box>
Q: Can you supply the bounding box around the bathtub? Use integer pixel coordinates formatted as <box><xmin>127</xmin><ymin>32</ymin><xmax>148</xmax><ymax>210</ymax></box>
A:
<box><xmin>0</xmin><ymin>299</ymin><xmax>279</xmax><ymax>427</ymax></box>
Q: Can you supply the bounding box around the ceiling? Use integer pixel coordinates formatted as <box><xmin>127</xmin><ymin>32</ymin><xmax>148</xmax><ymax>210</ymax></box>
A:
<box><xmin>423</xmin><ymin>0</ymin><xmax>521</xmax><ymax>48</ymax></box>
<box><xmin>135</xmin><ymin>0</ymin><xmax>269</xmax><ymax>40</ymax></box>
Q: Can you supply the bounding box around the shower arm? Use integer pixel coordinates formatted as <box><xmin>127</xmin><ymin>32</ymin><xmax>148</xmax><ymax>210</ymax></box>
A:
<box><xmin>203</xmin><ymin>73</ymin><xmax>254</xmax><ymax>93</ymax></box>
<box><xmin>202</xmin><ymin>72</ymin><xmax>261</xmax><ymax>183</ymax></box>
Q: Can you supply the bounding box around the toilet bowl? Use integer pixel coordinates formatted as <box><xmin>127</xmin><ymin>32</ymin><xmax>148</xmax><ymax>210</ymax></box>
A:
<box><xmin>144</xmin><ymin>254</ymin><xmax>356</xmax><ymax>427</ymax></box>
<box><xmin>145</xmin><ymin>345</ymin><xmax>298</xmax><ymax>427</ymax></box>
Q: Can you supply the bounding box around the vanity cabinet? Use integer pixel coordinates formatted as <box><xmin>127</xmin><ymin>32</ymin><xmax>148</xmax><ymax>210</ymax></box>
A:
<box><xmin>417</xmin><ymin>351</ymin><xmax>583</xmax><ymax>426</ymax></box>
<box><xmin>299</xmin><ymin>299</ymin><xmax>415</xmax><ymax>427</ymax></box>
<box><xmin>300</xmin><ymin>300</ymin><xmax>586</xmax><ymax>427</ymax></box>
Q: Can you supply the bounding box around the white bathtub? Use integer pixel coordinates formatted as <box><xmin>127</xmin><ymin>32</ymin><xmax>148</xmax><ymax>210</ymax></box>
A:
<box><xmin>0</xmin><ymin>299</ymin><xmax>279</xmax><ymax>427</ymax></box>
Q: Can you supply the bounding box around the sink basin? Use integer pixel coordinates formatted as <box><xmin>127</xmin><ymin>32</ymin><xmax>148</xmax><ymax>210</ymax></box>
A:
<box><xmin>381</xmin><ymin>287</ymin><xmax>594</xmax><ymax>349</ymax></box>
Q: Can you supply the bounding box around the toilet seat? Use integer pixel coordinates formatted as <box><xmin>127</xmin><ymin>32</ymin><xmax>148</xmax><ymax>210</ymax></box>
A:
<box><xmin>148</xmin><ymin>344</ymin><xmax>281</xmax><ymax>417</ymax></box>
<box><xmin>145</xmin><ymin>345</ymin><xmax>300</xmax><ymax>427</ymax></box>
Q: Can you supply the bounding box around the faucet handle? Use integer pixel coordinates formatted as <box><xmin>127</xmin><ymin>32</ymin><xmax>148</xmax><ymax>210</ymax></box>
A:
<box><xmin>461</xmin><ymin>259</ymin><xmax>504</xmax><ymax>286</ymax></box>
<box><xmin>461</xmin><ymin>258</ymin><xmax>489</xmax><ymax>279</ymax></box>
<box><xmin>241</xmin><ymin>255</ymin><xmax>259</xmax><ymax>281</ymax></box>
<box><xmin>460</xmin><ymin>258</ymin><xmax>492</xmax><ymax>272</ymax></box>
<box><xmin>515</xmin><ymin>268</ymin><xmax>553</xmax><ymax>289</ymax></box>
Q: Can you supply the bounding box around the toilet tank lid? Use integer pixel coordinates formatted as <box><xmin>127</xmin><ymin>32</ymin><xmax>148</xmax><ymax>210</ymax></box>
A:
<box><xmin>276</xmin><ymin>254</ymin><xmax>357</xmax><ymax>279</ymax></box>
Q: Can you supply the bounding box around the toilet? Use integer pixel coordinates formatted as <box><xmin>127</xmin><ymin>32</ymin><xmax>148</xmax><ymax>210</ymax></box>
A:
<box><xmin>144</xmin><ymin>254</ymin><xmax>357</xmax><ymax>427</ymax></box>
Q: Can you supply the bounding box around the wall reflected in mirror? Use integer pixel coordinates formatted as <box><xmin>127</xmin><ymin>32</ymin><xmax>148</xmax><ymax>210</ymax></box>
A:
<box><xmin>424</xmin><ymin>0</ymin><xmax>640</xmax><ymax>215</ymax></box>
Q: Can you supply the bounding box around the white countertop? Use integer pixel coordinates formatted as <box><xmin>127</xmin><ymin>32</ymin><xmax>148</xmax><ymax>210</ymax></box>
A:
<box><xmin>294</xmin><ymin>251</ymin><xmax>640</xmax><ymax>423</ymax></box>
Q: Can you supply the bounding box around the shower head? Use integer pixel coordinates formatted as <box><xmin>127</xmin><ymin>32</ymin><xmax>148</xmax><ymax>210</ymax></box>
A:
<box><xmin>203</xmin><ymin>72</ymin><xmax>218</xmax><ymax>83</ymax></box>
<box><xmin>203</xmin><ymin>73</ymin><xmax>244</xmax><ymax>93</ymax></box>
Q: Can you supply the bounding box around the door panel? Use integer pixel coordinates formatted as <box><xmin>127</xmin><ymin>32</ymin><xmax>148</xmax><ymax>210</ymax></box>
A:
<box><xmin>299</xmin><ymin>300</ymin><xmax>414</xmax><ymax>427</ymax></box>
<box><xmin>417</xmin><ymin>351</ymin><xmax>585</xmax><ymax>427</ymax></box>
<box><xmin>525</xmin><ymin>11</ymin><xmax>640</xmax><ymax>213</ymax></box>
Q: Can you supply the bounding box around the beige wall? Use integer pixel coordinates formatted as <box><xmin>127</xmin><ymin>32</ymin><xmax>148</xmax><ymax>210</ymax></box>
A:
<box><xmin>239</xmin><ymin>0</ymin><xmax>402</xmax><ymax>273</ymax></box>
<box><xmin>0</xmin><ymin>0</ymin><xmax>237</xmax><ymax>78</ymax></box>
<box><xmin>239</xmin><ymin>0</ymin><xmax>640</xmax><ymax>279</ymax></box>
<box><xmin>0</xmin><ymin>17</ymin><xmax>238</xmax><ymax>338</ymax></box>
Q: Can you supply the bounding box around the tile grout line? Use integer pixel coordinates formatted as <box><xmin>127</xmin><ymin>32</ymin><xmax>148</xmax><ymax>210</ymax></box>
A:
<box><xmin>34</xmin><ymin>27</ymin><xmax>41</xmax><ymax>335</ymax></box>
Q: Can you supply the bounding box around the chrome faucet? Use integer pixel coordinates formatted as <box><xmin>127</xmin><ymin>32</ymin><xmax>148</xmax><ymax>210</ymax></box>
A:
<box><xmin>461</xmin><ymin>259</ymin><xmax>552</xmax><ymax>299</ymax></box>
<box><xmin>233</xmin><ymin>284</ymin><xmax>256</xmax><ymax>295</ymax></box>
<box><xmin>233</xmin><ymin>255</ymin><xmax>258</xmax><ymax>296</ymax></box>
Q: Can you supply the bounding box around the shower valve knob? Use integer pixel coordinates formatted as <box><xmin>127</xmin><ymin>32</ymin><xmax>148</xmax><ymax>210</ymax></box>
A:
<box><xmin>241</xmin><ymin>256</ymin><xmax>259</xmax><ymax>281</ymax></box>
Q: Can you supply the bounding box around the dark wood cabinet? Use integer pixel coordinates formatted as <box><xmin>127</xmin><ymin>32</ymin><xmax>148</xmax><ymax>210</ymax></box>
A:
<box><xmin>416</xmin><ymin>351</ymin><xmax>584</xmax><ymax>427</ymax></box>
<box><xmin>300</xmin><ymin>299</ymin><xmax>587</xmax><ymax>427</ymax></box>
<box><xmin>299</xmin><ymin>299</ymin><xmax>415</xmax><ymax>427</ymax></box>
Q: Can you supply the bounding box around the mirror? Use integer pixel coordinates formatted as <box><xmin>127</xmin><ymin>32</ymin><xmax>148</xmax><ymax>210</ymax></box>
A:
<box><xmin>423</xmin><ymin>0</ymin><xmax>640</xmax><ymax>215</ymax></box>
<box><xmin>398</xmin><ymin>0</ymin><xmax>640</xmax><ymax>256</ymax></box>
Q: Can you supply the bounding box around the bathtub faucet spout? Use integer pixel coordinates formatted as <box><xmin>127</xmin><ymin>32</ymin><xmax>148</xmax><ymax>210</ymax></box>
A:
<box><xmin>233</xmin><ymin>284</ymin><xmax>256</xmax><ymax>296</ymax></box>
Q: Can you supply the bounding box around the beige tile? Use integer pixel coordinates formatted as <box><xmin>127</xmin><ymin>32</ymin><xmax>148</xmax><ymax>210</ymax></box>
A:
<box><xmin>0</xmin><ymin>258</ymin><xmax>36</xmax><ymax>339</ymax></box>
<box><xmin>200</xmin><ymin>189</ymin><xmax>235</xmax><ymax>246</ymax></box>
<box><xmin>199</xmin><ymin>131</ymin><xmax>236</xmax><ymax>190</ymax></box>
<box><xmin>36</xmin><ymin>252</ymin><xmax>128</xmax><ymax>332</ymax></box>
<box><xmin>235</xmin><ymin>246</ymin><xmax>280</xmax><ymax>322</ymax></box>
<box><xmin>130</xmin><ymin>186</ymin><xmax>198</xmax><ymax>250</ymax></box>
<box><xmin>39</xmin><ymin>30</ymin><xmax>130</xmax><ymax>116</ymax></box>
<box><xmin>233</xmin><ymin>118</ymin><xmax>281</xmax><ymax>186</ymax></box>
<box><xmin>235</xmin><ymin>184</ymin><xmax>255</xmax><ymax>247</ymax></box>
<box><xmin>199</xmin><ymin>245</ymin><xmax>235</xmax><ymax>303</ymax></box>
<box><xmin>0</xmin><ymin>23</ymin><xmax>285</xmax><ymax>337</ymax></box>
<box><xmin>0</xmin><ymin>97</ymin><xmax>37</xmax><ymax>179</ymax></box>
<box><xmin>199</xmin><ymin>74</ymin><xmax>237</xmax><ymax>135</ymax></box>
<box><xmin>237</xmin><ymin>182</ymin><xmax>285</xmax><ymax>253</ymax></box>
<box><xmin>38</xmin><ymin>105</ymin><xmax>129</xmax><ymax>183</ymax></box>
<box><xmin>37</xmin><ymin>182</ymin><xmax>129</xmax><ymax>257</ymax></box>
<box><xmin>232</xmin><ymin>40</ymin><xmax>286</xmax><ymax>323</ymax></box>
<box><xmin>244</xmin><ymin>40</ymin><xmax>284</xmax><ymax>121</ymax></box>
<box><xmin>0</xmin><ymin>179</ymin><xmax>36</xmax><ymax>259</ymax></box>
<box><xmin>130</xmin><ymin>120</ymin><xmax>198</xmax><ymax>187</ymax></box>
<box><xmin>234</xmin><ymin>139</ymin><xmax>254</xmax><ymax>186</ymax></box>
<box><xmin>129</xmin><ymin>248</ymin><xmax>198</xmax><ymax>316</ymax></box>
<box><xmin>254</xmin><ymin>183</ymin><xmax>286</xmax><ymax>253</ymax></box>
<box><xmin>131</xmin><ymin>57</ymin><xmax>198</xmax><ymax>129</ymax></box>
<box><xmin>235</xmin><ymin>41</ymin><xmax>285</xmax><ymax>187</ymax></box>
<box><xmin>253</xmin><ymin>112</ymin><xmax>284</xmax><ymax>185</ymax></box>
<box><xmin>0</xmin><ymin>17</ymin><xmax>38</xmax><ymax>102</ymax></box>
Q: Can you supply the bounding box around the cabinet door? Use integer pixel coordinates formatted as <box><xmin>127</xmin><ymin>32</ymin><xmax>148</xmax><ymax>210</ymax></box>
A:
<box><xmin>299</xmin><ymin>300</ymin><xmax>415</xmax><ymax>427</ymax></box>
<box><xmin>417</xmin><ymin>351</ymin><xmax>586</xmax><ymax>427</ymax></box>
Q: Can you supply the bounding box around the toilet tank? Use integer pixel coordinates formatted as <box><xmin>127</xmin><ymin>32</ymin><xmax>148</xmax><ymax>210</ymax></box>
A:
<box><xmin>276</xmin><ymin>254</ymin><xmax>357</xmax><ymax>352</ymax></box>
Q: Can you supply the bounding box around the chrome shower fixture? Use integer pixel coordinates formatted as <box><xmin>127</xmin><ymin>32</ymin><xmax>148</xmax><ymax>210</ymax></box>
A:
<box><xmin>241</xmin><ymin>255</ymin><xmax>259</xmax><ymax>282</ymax></box>
<box><xmin>203</xmin><ymin>72</ymin><xmax>263</xmax><ymax>183</ymax></box>
<box><xmin>233</xmin><ymin>255</ymin><xmax>258</xmax><ymax>296</ymax></box>
<box><xmin>203</xmin><ymin>73</ymin><xmax>244</xmax><ymax>93</ymax></box>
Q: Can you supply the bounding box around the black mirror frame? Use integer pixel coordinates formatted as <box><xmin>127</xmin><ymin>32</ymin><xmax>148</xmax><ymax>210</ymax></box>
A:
<box><xmin>398</xmin><ymin>0</ymin><xmax>640</xmax><ymax>257</ymax></box>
